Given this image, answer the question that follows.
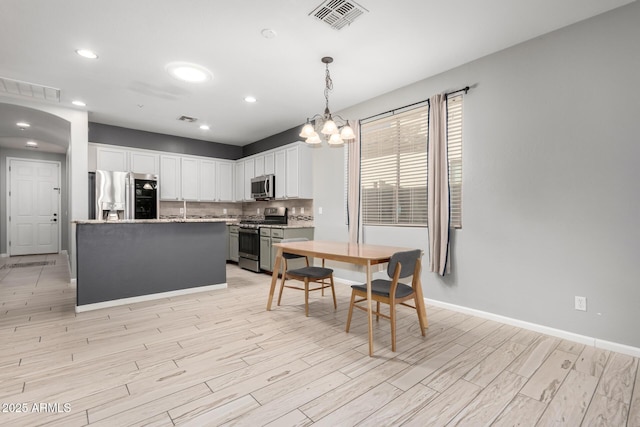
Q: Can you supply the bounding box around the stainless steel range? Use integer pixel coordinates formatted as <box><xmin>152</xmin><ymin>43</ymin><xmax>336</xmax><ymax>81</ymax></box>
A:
<box><xmin>238</xmin><ymin>207</ymin><xmax>287</xmax><ymax>272</ymax></box>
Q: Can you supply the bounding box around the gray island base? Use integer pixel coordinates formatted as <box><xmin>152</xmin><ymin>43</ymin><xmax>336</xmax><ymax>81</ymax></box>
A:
<box><xmin>76</xmin><ymin>221</ymin><xmax>227</xmax><ymax>311</ymax></box>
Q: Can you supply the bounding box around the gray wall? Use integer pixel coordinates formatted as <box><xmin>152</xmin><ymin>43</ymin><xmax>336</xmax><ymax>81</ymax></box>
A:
<box><xmin>0</xmin><ymin>148</ymin><xmax>69</xmax><ymax>254</ymax></box>
<box><xmin>242</xmin><ymin>126</ymin><xmax>302</xmax><ymax>157</ymax></box>
<box><xmin>314</xmin><ymin>2</ymin><xmax>640</xmax><ymax>348</ymax></box>
<box><xmin>89</xmin><ymin>122</ymin><xmax>243</xmax><ymax>160</ymax></box>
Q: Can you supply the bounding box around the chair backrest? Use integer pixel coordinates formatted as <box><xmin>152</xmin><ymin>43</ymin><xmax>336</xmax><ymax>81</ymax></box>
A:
<box><xmin>280</xmin><ymin>237</ymin><xmax>308</xmax><ymax>260</ymax></box>
<box><xmin>387</xmin><ymin>249</ymin><xmax>422</xmax><ymax>279</ymax></box>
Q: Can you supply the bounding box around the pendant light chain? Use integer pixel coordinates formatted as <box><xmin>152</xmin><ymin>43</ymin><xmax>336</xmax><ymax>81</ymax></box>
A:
<box><xmin>324</xmin><ymin>62</ymin><xmax>334</xmax><ymax>115</ymax></box>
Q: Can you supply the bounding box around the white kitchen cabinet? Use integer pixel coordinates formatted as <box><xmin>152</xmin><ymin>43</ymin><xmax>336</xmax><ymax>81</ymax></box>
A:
<box><xmin>243</xmin><ymin>158</ymin><xmax>254</xmax><ymax>200</ymax></box>
<box><xmin>274</xmin><ymin>149</ymin><xmax>286</xmax><ymax>199</ymax></box>
<box><xmin>264</xmin><ymin>152</ymin><xmax>275</xmax><ymax>175</ymax></box>
<box><xmin>273</xmin><ymin>143</ymin><xmax>313</xmax><ymax>199</ymax></box>
<box><xmin>96</xmin><ymin>146</ymin><xmax>128</xmax><ymax>171</ymax></box>
<box><xmin>234</xmin><ymin>161</ymin><xmax>245</xmax><ymax>201</ymax></box>
<box><xmin>160</xmin><ymin>155</ymin><xmax>181</xmax><ymax>200</ymax></box>
<box><xmin>181</xmin><ymin>157</ymin><xmax>200</xmax><ymax>201</ymax></box>
<box><xmin>217</xmin><ymin>161</ymin><xmax>234</xmax><ymax>202</ymax></box>
<box><xmin>130</xmin><ymin>150</ymin><xmax>159</xmax><ymax>175</ymax></box>
<box><xmin>199</xmin><ymin>159</ymin><xmax>216</xmax><ymax>201</ymax></box>
<box><xmin>254</xmin><ymin>155</ymin><xmax>264</xmax><ymax>177</ymax></box>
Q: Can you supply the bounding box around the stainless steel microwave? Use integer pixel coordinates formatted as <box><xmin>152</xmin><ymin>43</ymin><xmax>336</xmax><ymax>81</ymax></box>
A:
<box><xmin>251</xmin><ymin>174</ymin><xmax>275</xmax><ymax>200</ymax></box>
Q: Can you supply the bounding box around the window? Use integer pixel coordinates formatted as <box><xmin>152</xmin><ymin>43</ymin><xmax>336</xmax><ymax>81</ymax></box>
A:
<box><xmin>359</xmin><ymin>94</ymin><xmax>463</xmax><ymax>227</ymax></box>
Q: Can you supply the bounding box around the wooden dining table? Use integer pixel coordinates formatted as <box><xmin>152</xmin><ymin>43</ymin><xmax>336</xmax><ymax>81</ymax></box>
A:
<box><xmin>267</xmin><ymin>240</ymin><xmax>427</xmax><ymax>357</ymax></box>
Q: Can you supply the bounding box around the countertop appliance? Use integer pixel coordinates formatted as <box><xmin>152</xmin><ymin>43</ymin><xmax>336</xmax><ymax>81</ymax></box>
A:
<box><xmin>251</xmin><ymin>174</ymin><xmax>276</xmax><ymax>200</ymax></box>
<box><xmin>238</xmin><ymin>207</ymin><xmax>287</xmax><ymax>272</ymax></box>
<box><xmin>95</xmin><ymin>170</ymin><xmax>159</xmax><ymax>220</ymax></box>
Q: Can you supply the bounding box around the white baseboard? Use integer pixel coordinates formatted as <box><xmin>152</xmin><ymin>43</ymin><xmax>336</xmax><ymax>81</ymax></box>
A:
<box><xmin>0</xmin><ymin>253</ymin><xmax>7</xmax><ymax>258</ymax></box>
<box><xmin>75</xmin><ymin>283</ymin><xmax>227</xmax><ymax>313</ymax></box>
<box><xmin>425</xmin><ymin>298</ymin><xmax>640</xmax><ymax>358</ymax></box>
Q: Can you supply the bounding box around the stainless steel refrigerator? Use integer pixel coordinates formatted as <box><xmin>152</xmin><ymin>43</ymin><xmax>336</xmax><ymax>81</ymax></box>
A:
<box><xmin>94</xmin><ymin>170</ymin><xmax>159</xmax><ymax>220</ymax></box>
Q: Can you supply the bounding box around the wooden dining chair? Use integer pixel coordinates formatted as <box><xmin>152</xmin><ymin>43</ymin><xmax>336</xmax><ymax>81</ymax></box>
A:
<box><xmin>345</xmin><ymin>249</ymin><xmax>427</xmax><ymax>351</ymax></box>
<box><xmin>277</xmin><ymin>238</ymin><xmax>337</xmax><ymax>316</ymax></box>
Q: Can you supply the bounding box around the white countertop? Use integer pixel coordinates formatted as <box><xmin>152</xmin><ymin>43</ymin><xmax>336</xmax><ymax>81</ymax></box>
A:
<box><xmin>74</xmin><ymin>218</ymin><xmax>238</xmax><ymax>224</ymax></box>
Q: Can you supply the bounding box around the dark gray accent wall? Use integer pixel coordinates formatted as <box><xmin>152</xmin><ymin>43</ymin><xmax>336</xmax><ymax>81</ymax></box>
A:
<box><xmin>89</xmin><ymin>122</ymin><xmax>243</xmax><ymax>160</ymax></box>
<box><xmin>76</xmin><ymin>221</ymin><xmax>226</xmax><ymax>305</ymax></box>
<box><xmin>242</xmin><ymin>126</ymin><xmax>302</xmax><ymax>157</ymax></box>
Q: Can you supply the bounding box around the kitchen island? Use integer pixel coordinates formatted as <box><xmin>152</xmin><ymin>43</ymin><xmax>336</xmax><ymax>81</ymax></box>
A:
<box><xmin>75</xmin><ymin>218</ymin><xmax>231</xmax><ymax>311</ymax></box>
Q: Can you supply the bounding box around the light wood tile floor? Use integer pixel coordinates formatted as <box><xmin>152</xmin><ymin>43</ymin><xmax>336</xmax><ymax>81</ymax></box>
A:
<box><xmin>1</xmin><ymin>253</ymin><xmax>639</xmax><ymax>426</ymax></box>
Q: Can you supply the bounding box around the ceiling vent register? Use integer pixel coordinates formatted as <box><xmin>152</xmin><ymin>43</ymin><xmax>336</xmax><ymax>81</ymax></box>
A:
<box><xmin>177</xmin><ymin>115</ymin><xmax>198</xmax><ymax>123</ymax></box>
<box><xmin>0</xmin><ymin>76</ymin><xmax>60</xmax><ymax>103</ymax></box>
<box><xmin>310</xmin><ymin>0</ymin><xmax>368</xmax><ymax>30</ymax></box>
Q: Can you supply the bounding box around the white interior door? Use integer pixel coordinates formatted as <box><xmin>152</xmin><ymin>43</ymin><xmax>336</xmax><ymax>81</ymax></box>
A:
<box><xmin>9</xmin><ymin>159</ymin><xmax>60</xmax><ymax>255</ymax></box>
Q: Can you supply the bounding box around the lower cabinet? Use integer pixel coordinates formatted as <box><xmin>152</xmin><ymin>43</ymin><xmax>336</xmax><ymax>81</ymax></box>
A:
<box><xmin>259</xmin><ymin>228</ymin><xmax>272</xmax><ymax>271</ymax></box>
<box><xmin>228</xmin><ymin>225</ymin><xmax>239</xmax><ymax>262</ymax></box>
<box><xmin>261</xmin><ymin>227</ymin><xmax>314</xmax><ymax>272</ymax></box>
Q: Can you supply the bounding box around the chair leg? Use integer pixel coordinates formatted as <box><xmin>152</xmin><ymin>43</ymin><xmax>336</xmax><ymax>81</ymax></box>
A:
<box><xmin>345</xmin><ymin>290</ymin><xmax>356</xmax><ymax>332</ymax></box>
<box><xmin>376</xmin><ymin>301</ymin><xmax>380</xmax><ymax>321</ymax></box>
<box><xmin>330</xmin><ymin>275</ymin><xmax>337</xmax><ymax>309</ymax></box>
<box><xmin>277</xmin><ymin>275</ymin><xmax>286</xmax><ymax>306</ymax></box>
<box><xmin>304</xmin><ymin>278</ymin><xmax>309</xmax><ymax>317</ymax></box>
<box><xmin>390</xmin><ymin>303</ymin><xmax>397</xmax><ymax>352</ymax></box>
<box><xmin>415</xmin><ymin>297</ymin><xmax>427</xmax><ymax>336</ymax></box>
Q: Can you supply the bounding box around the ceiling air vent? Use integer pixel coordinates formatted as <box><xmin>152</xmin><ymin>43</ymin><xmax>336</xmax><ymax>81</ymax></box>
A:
<box><xmin>309</xmin><ymin>0</ymin><xmax>368</xmax><ymax>30</ymax></box>
<box><xmin>177</xmin><ymin>115</ymin><xmax>197</xmax><ymax>123</ymax></box>
<box><xmin>0</xmin><ymin>76</ymin><xmax>60</xmax><ymax>102</ymax></box>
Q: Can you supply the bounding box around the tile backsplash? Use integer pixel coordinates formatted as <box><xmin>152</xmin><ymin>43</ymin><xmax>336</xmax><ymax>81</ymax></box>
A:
<box><xmin>160</xmin><ymin>199</ymin><xmax>314</xmax><ymax>226</ymax></box>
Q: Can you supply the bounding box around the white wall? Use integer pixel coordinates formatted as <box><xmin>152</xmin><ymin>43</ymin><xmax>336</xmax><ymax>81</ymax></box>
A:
<box><xmin>0</xmin><ymin>97</ymin><xmax>88</xmax><ymax>275</ymax></box>
<box><xmin>313</xmin><ymin>2</ymin><xmax>640</xmax><ymax>349</ymax></box>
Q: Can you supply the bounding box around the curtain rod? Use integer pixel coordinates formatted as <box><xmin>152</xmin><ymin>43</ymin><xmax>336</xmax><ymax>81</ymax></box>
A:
<box><xmin>360</xmin><ymin>85</ymin><xmax>470</xmax><ymax>123</ymax></box>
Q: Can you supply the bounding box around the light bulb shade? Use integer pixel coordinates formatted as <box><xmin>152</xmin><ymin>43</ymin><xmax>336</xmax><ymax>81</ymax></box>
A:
<box><xmin>299</xmin><ymin>122</ymin><xmax>315</xmax><ymax>138</ymax></box>
<box><xmin>306</xmin><ymin>133</ymin><xmax>322</xmax><ymax>144</ymax></box>
<box><xmin>340</xmin><ymin>125</ymin><xmax>355</xmax><ymax>140</ymax></box>
<box><xmin>328</xmin><ymin>133</ymin><xmax>344</xmax><ymax>145</ymax></box>
<box><xmin>321</xmin><ymin>119</ymin><xmax>338</xmax><ymax>135</ymax></box>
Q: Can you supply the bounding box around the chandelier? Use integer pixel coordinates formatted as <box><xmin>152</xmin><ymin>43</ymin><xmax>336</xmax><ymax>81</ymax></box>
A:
<box><xmin>299</xmin><ymin>57</ymin><xmax>355</xmax><ymax>145</ymax></box>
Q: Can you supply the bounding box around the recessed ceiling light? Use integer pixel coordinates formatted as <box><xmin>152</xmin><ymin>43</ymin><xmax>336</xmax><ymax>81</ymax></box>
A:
<box><xmin>244</xmin><ymin>96</ymin><xmax>257</xmax><ymax>103</ymax></box>
<box><xmin>199</xmin><ymin>124</ymin><xmax>210</xmax><ymax>130</ymax></box>
<box><xmin>165</xmin><ymin>62</ymin><xmax>212</xmax><ymax>83</ymax></box>
<box><xmin>26</xmin><ymin>141</ymin><xmax>38</xmax><ymax>147</ymax></box>
<box><xmin>16</xmin><ymin>122</ymin><xmax>30</xmax><ymax>128</ymax></box>
<box><xmin>72</xmin><ymin>100</ymin><xmax>86</xmax><ymax>107</ymax></box>
<box><xmin>75</xmin><ymin>49</ymin><xmax>98</xmax><ymax>59</ymax></box>
<box><xmin>261</xmin><ymin>29</ymin><xmax>277</xmax><ymax>39</ymax></box>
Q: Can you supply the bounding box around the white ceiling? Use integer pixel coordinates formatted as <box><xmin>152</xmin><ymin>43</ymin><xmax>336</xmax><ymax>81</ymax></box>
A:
<box><xmin>0</xmin><ymin>0</ymin><xmax>634</xmax><ymax>152</ymax></box>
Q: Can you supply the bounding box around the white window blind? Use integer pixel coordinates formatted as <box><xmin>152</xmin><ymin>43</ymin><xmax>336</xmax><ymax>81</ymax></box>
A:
<box><xmin>447</xmin><ymin>94</ymin><xmax>463</xmax><ymax>228</ymax></box>
<box><xmin>359</xmin><ymin>94</ymin><xmax>464</xmax><ymax>227</ymax></box>
<box><xmin>361</xmin><ymin>105</ymin><xmax>429</xmax><ymax>225</ymax></box>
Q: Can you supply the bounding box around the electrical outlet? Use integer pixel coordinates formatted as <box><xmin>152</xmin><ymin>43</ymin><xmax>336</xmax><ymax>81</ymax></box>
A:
<box><xmin>223</xmin><ymin>208</ymin><xmax>227</xmax><ymax>214</ymax></box>
<box><xmin>257</xmin><ymin>208</ymin><xmax>260</xmax><ymax>214</ymax></box>
<box><xmin>292</xmin><ymin>207</ymin><xmax>296</xmax><ymax>214</ymax></box>
<box><xmin>575</xmin><ymin>296</ymin><xmax>587</xmax><ymax>311</ymax></box>
<box><xmin>319</xmin><ymin>207</ymin><xmax>323</xmax><ymax>214</ymax></box>
<box><xmin>301</xmin><ymin>207</ymin><xmax>304</xmax><ymax>214</ymax></box>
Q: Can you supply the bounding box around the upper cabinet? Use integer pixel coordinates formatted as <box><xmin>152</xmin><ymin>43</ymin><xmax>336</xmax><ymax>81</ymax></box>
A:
<box><xmin>276</xmin><ymin>142</ymin><xmax>312</xmax><ymax>199</ymax></box>
<box><xmin>92</xmin><ymin>144</ymin><xmax>159</xmax><ymax>175</ymax></box>
<box><xmin>130</xmin><ymin>150</ymin><xmax>159</xmax><ymax>175</ymax></box>
<box><xmin>90</xmin><ymin>141</ymin><xmax>311</xmax><ymax>203</ymax></box>
<box><xmin>180</xmin><ymin>157</ymin><xmax>200</xmax><ymax>201</ymax></box>
<box><xmin>264</xmin><ymin>152</ymin><xmax>275</xmax><ymax>175</ymax></box>
<box><xmin>96</xmin><ymin>146</ymin><xmax>128</xmax><ymax>172</ymax></box>
<box><xmin>274</xmin><ymin>149</ymin><xmax>286</xmax><ymax>199</ymax></box>
<box><xmin>160</xmin><ymin>155</ymin><xmax>181</xmax><ymax>200</ymax></box>
<box><xmin>217</xmin><ymin>161</ymin><xmax>234</xmax><ymax>202</ymax></box>
<box><xmin>199</xmin><ymin>160</ymin><xmax>217</xmax><ymax>202</ymax></box>
<box><xmin>234</xmin><ymin>161</ymin><xmax>245</xmax><ymax>202</ymax></box>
